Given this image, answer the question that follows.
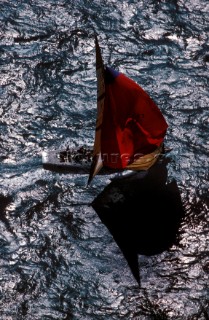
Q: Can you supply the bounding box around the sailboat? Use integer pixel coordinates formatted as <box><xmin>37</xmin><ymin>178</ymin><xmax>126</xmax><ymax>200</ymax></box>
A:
<box><xmin>42</xmin><ymin>35</ymin><xmax>168</xmax><ymax>183</ymax></box>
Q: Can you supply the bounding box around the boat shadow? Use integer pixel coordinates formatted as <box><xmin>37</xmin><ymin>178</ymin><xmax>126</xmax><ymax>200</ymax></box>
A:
<box><xmin>91</xmin><ymin>159</ymin><xmax>185</xmax><ymax>285</ymax></box>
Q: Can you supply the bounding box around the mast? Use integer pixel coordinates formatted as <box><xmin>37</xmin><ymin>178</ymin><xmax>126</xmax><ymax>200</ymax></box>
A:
<box><xmin>87</xmin><ymin>35</ymin><xmax>105</xmax><ymax>185</ymax></box>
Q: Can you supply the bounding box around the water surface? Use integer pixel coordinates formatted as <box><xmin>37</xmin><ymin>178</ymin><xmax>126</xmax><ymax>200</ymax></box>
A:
<box><xmin>0</xmin><ymin>1</ymin><xmax>208</xmax><ymax>319</ymax></box>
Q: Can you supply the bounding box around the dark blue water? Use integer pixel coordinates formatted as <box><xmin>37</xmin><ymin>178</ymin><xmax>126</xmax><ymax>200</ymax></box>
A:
<box><xmin>0</xmin><ymin>1</ymin><xmax>208</xmax><ymax>319</ymax></box>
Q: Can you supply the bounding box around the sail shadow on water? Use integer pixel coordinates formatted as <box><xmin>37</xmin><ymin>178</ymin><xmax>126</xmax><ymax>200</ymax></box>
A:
<box><xmin>92</xmin><ymin>159</ymin><xmax>185</xmax><ymax>285</ymax></box>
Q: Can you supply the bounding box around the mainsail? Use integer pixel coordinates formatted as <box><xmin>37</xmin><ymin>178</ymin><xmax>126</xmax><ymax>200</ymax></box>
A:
<box><xmin>88</xmin><ymin>36</ymin><xmax>168</xmax><ymax>185</ymax></box>
<box><xmin>101</xmin><ymin>66</ymin><xmax>168</xmax><ymax>169</ymax></box>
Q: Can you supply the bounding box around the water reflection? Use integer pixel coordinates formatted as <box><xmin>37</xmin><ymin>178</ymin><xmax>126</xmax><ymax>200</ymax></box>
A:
<box><xmin>0</xmin><ymin>194</ymin><xmax>13</xmax><ymax>234</ymax></box>
<box><xmin>92</xmin><ymin>159</ymin><xmax>185</xmax><ymax>285</ymax></box>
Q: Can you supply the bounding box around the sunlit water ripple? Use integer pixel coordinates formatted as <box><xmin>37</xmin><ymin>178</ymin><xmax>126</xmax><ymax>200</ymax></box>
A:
<box><xmin>0</xmin><ymin>1</ymin><xmax>208</xmax><ymax>319</ymax></box>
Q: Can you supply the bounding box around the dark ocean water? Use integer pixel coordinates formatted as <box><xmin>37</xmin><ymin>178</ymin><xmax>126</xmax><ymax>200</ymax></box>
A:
<box><xmin>0</xmin><ymin>1</ymin><xmax>208</xmax><ymax>319</ymax></box>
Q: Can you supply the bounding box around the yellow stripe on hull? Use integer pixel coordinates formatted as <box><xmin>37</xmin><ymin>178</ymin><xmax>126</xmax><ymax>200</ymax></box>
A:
<box><xmin>126</xmin><ymin>144</ymin><xmax>163</xmax><ymax>171</ymax></box>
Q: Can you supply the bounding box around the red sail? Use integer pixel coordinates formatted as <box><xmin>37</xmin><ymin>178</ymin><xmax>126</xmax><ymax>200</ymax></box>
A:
<box><xmin>101</xmin><ymin>67</ymin><xmax>168</xmax><ymax>169</ymax></box>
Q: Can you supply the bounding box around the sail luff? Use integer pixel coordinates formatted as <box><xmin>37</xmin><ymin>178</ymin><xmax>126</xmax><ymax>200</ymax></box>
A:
<box><xmin>88</xmin><ymin>35</ymin><xmax>105</xmax><ymax>185</ymax></box>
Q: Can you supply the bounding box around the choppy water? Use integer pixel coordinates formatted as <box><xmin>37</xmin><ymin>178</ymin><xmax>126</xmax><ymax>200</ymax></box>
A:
<box><xmin>0</xmin><ymin>1</ymin><xmax>208</xmax><ymax>319</ymax></box>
